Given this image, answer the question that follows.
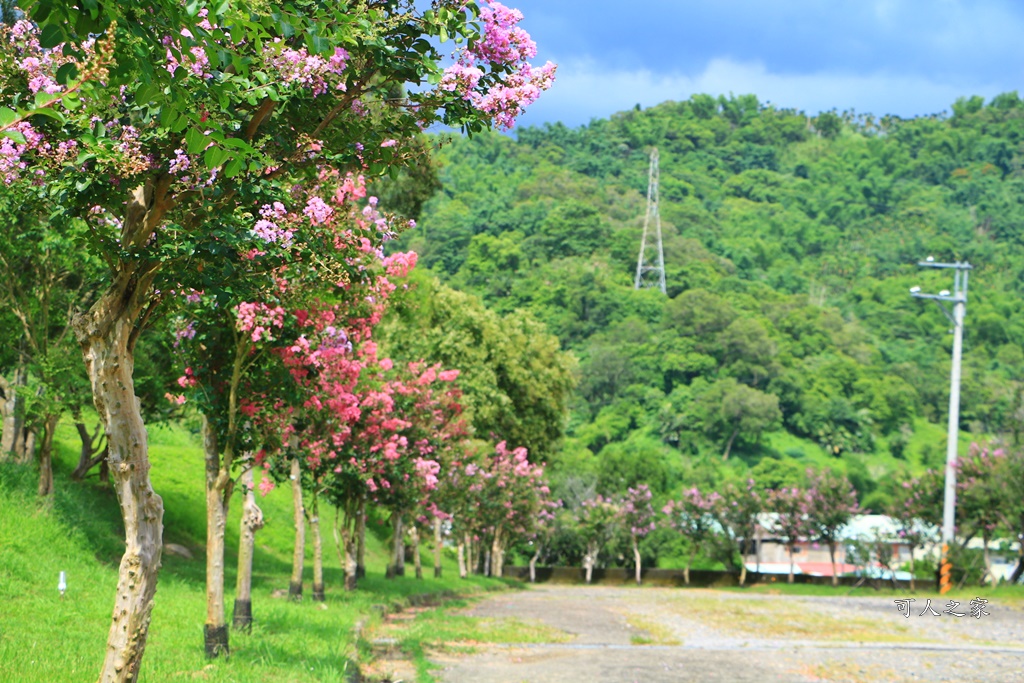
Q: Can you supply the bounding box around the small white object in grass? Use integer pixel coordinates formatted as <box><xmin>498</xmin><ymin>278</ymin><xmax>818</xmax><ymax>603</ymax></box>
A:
<box><xmin>940</xmin><ymin>290</ymin><xmax>950</xmax><ymax>296</ymax></box>
<box><xmin>910</xmin><ymin>286</ymin><xmax>921</xmax><ymax>293</ymax></box>
<box><xmin>58</xmin><ymin>571</ymin><xmax>67</xmax><ymax>597</ymax></box>
<box><xmin>926</xmin><ymin>255</ymin><xmax>935</xmax><ymax>262</ymax></box>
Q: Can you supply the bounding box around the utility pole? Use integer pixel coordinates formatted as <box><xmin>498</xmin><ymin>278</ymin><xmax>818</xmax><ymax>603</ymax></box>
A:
<box><xmin>634</xmin><ymin>148</ymin><xmax>666</xmax><ymax>294</ymax></box>
<box><xmin>910</xmin><ymin>257</ymin><xmax>971</xmax><ymax>594</ymax></box>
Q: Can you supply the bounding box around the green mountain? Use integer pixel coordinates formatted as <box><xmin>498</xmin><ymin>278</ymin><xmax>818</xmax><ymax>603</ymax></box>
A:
<box><xmin>395</xmin><ymin>93</ymin><xmax>1024</xmax><ymax>508</ymax></box>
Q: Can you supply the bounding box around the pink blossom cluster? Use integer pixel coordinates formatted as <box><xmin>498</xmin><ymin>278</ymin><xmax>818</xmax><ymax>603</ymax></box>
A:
<box><xmin>438</xmin><ymin>1</ymin><xmax>556</xmax><ymax>130</ymax></box>
<box><xmin>268</xmin><ymin>44</ymin><xmax>349</xmax><ymax>96</ymax></box>
<box><xmin>252</xmin><ymin>201</ymin><xmax>296</xmax><ymax>245</ymax></box>
<box><xmin>234</xmin><ymin>301</ymin><xmax>286</xmax><ymax>342</ymax></box>
<box><xmin>0</xmin><ymin>122</ymin><xmax>45</xmax><ymax>184</ymax></box>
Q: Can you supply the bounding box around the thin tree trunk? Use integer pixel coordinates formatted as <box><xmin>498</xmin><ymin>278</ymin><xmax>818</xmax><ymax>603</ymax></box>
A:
<box><xmin>684</xmin><ymin>548</ymin><xmax>694</xmax><ymax>586</ymax></box>
<box><xmin>202</xmin><ymin>417</ymin><xmax>230</xmax><ymax>658</ymax></box>
<box><xmin>310</xmin><ymin>492</ymin><xmax>324</xmax><ymax>601</ymax></box>
<box><xmin>335</xmin><ymin>506</ymin><xmax>358</xmax><ymax>592</ymax></box>
<box><xmin>739</xmin><ymin>558</ymin><xmax>748</xmax><ymax>586</ymax></box>
<box><xmin>75</xmin><ymin>290</ymin><xmax>165</xmax><ymax>682</ymax></box>
<box><xmin>632</xmin><ymin>536</ymin><xmax>642</xmax><ymax>586</ymax></box>
<box><xmin>1</xmin><ymin>366</ymin><xmax>27</xmax><ymax>459</ymax></box>
<box><xmin>36</xmin><ymin>412</ymin><xmax>58</xmax><ymax>498</ymax></box>
<box><xmin>465</xmin><ymin>534</ymin><xmax>475</xmax><ymax>576</ymax></box>
<box><xmin>387</xmin><ymin>512</ymin><xmax>405</xmax><ymax>578</ymax></box>
<box><xmin>71</xmin><ymin>420</ymin><xmax>107</xmax><ymax>481</ymax></box>
<box><xmin>233</xmin><ymin>465</ymin><xmax>263</xmax><ymax>632</ymax></box>
<box><xmin>491</xmin><ymin>527</ymin><xmax>504</xmax><ymax>578</ymax></box>
<box><xmin>457</xmin><ymin>536</ymin><xmax>467</xmax><ymax>579</ymax></box>
<box><xmin>788</xmin><ymin>543</ymin><xmax>795</xmax><ymax>584</ymax></box>
<box><xmin>722</xmin><ymin>426</ymin><xmax>739</xmax><ymax>461</ymax></box>
<box><xmin>483</xmin><ymin>548</ymin><xmax>491</xmax><ymax>577</ymax></box>
<box><xmin>355</xmin><ymin>496</ymin><xmax>366</xmax><ymax>579</ymax></box>
<box><xmin>433</xmin><ymin>517</ymin><xmax>443</xmax><ymax>578</ymax></box>
<box><xmin>828</xmin><ymin>541</ymin><xmax>838</xmax><ymax>587</ymax></box>
<box><xmin>909</xmin><ymin>547</ymin><xmax>916</xmax><ymax>593</ymax></box>
<box><xmin>411</xmin><ymin>524</ymin><xmax>423</xmax><ymax>580</ymax></box>
<box><xmin>982</xmin><ymin>531</ymin><xmax>993</xmax><ymax>586</ymax></box>
<box><xmin>289</xmin><ymin>457</ymin><xmax>305</xmax><ymax>600</ymax></box>
<box><xmin>584</xmin><ymin>541</ymin><xmax>597</xmax><ymax>584</ymax></box>
<box><xmin>529</xmin><ymin>550</ymin><xmax>539</xmax><ymax>583</ymax></box>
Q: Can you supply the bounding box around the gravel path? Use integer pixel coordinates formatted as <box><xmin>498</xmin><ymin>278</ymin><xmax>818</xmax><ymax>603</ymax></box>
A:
<box><xmin>434</xmin><ymin>585</ymin><xmax>1024</xmax><ymax>683</ymax></box>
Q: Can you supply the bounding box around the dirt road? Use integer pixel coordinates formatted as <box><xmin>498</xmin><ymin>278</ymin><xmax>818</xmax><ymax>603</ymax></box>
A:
<box><xmin>434</xmin><ymin>585</ymin><xmax>1024</xmax><ymax>683</ymax></box>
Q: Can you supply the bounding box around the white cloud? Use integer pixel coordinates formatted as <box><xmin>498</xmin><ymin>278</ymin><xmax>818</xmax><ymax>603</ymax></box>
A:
<box><xmin>514</xmin><ymin>57</ymin><xmax>1008</xmax><ymax>130</ymax></box>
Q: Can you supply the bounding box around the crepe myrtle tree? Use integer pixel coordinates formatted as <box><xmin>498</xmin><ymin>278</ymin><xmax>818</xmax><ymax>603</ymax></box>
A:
<box><xmin>768</xmin><ymin>486</ymin><xmax>813</xmax><ymax>584</ymax></box>
<box><xmin>167</xmin><ymin>170</ymin><xmax>406</xmax><ymax>655</ymax></box>
<box><xmin>576</xmin><ymin>495</ymin><xmax>620</xmax><ymax>584</ymax></box>
<box><xmin>889</xmin><ymin>469</ymin><xmax>941</xmax><ymax>592</ymax></box>
<box><xmin>0</xmin><ymin>2</ymin><xmax>554</xmax><ymax>678</ymax></box>
<box><xmin>621</xmin><ymin>485</ymin><xmax>656</xmax><ymax>585</ymax></box>
<box><xmin>805</xmin><ymin>468</ymin><xmax>859</xmax><ymax>587</ymax></box>
<box><xmin>713</xmin><ymin>478</ymin><xmax>763</xmax><ymax>586</ymax></box>
<box><xmin>663</xmin><ymin>487</ymin><xmax>721</xmax><ymax>586</ymax></box>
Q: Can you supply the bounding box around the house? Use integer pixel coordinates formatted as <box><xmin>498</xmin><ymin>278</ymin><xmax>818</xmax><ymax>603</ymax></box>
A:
<box><xmin>745</xmin><ymin>513</ymin><xmax>920</xmax><ymax>580</ymax></box>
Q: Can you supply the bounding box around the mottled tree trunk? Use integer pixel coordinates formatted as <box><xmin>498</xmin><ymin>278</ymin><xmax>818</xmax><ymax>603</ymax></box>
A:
<box><xmin>233</xmin><ymin>465</ymin><xmax>264</xmax><ymax>631</ymax></box>
<box><xmin>433</xmin><ymin>517</ymin><xmax>443</xmax><ymax>578</ymax></box>
<box><xmin>75</xmin><ymin>292</ymin><xmax>164</xmax><ymax>682</ymax></box>
<box><xmin>76</xmin><ymin>176</ymin><xmax>171</xmax><ymax>683</ymax></box>
<box><xmin>457</xmin><ymin>536</ymin><xmax>467</xmax><ymax>579</ymax></box>
<box><xmin>0</xmin><ymin>367</ymin><xmax>28</xmax><ymax>460</ymax></box>
<box><xmin>632</xmin><ymin>536</ymin><xmax>642</xmax><ymax>586</ymax></box>
<box><xmin>529</xmin><ymin>550</ymin><xmax>539</xmax><ymax>583</ymax></box>
<box><xmin>722</xmin><ymin>426</ymin><xmax>739</xmax><ymax>461</ymax></box>
<box><xmin>491</xmin><ymin>527</ymin><xmax>505</xmax><ymax>578</ymax></box>
<box><xmin>355</xmin><ymin>496</ymin><xmax>366</xmax><ymax>579</ymax></box>
<box><xmin>483</xmin><ymin>548</ymin><xmax>491</xmax><ymax>577</ymax></box>
<box><xmin>982</xmin><ymin>531</ymin><xmax>993</xmax><ymax>586</ymax></box>
<box><xmin>411</xmin><ymin>524</ymin><xmax>423</xmax><ymax>580</ymax></box>
<box><xmin>684</xmin><ymin>549</ymin><xmax>694</xmax><ymax>586</ymax></box>
<box><xmin>584</xmin><ymin>541</ymin><xmax>598</xmax><ymax>584</ymax></box>
<box><xmin>389</xmin><ymin>513</ymin><xmax>405</xmax><ymax>577</ymax></box>
<box><xmin>289</xmin><ymin>458</ymin><xmax>305</xmax><ymax>600</ymax></box>
<box><xmin>334</xmin><ymin>507</ymin><xmax>359</xmax><ymax>592</ymax></box>
<box><xmin>36</xmin><ymin>412</ymin><xmax>58</xmax><ymax>498</ymax></box>
<box><xmin>202</xmin><ymin>417</ymin><xmax>231</xmax><ymax>658</ymax></box>
<box><xmin>310</xmin><ymin>492</ymin><xmax>325</xmax><ymax>602</ymax></box>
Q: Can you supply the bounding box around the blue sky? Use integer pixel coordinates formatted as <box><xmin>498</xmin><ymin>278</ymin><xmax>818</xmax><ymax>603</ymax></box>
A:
<box><xmin>508</xmin><ymin>0</ymin><xmax>1024</xmax><ymax>130</ymax></box>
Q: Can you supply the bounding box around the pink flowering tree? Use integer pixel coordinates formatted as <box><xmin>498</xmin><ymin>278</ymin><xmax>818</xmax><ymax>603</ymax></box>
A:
<box><xmin>956</xmin><ymin>446</ymin><xmax>1009</xmax><ymax>585</ymax></box>
<box><xmin>768</xmin><ymin>486</ymin><xmax>813</xmax><ymax>584</ymax></box>
<box><xmin>889</xmin><ymin>469</ymin><xmax>942</xmax><ymax>591</ymax></box>
<box><xmin>713</xmin><ymin>479</ymin><xmax>763</xmax><ymax>586</ymax></box>
<box><xmin>805</xmin><ymin>468</ymin><xmax>859</xmax><ymax>586</ymax></box>
<box><xmin>0</xmin><ymin>2</ymin><xmax>554</xmax><ymax>677</ymax></box>
<box><xmin>576</xmin><ymin>495</ymin><xmax>621</xmax><ymax>584</ymax></box>
<box><xmin>663</xmin><ymin>487</ymin><xmax>722</xmax><ymax>585</ymax></box>
<box><xmin>620</xmin><ymin>485</ymin><xmax>656</xmax><ymax>585</ymax></box>
<box><xmin>168</xmin><ymin>171</ymin><xmax>403</xmax><ymax>654</ymax></box>
<box><xmin>471</xmin><ymin>440</ymin><xmax>549</xmax><ymax>578</ymax></box>
<box><xmin>525</xmin><ymin>495</ymin><xmax>561</xmax><ymax>583</ymax></box>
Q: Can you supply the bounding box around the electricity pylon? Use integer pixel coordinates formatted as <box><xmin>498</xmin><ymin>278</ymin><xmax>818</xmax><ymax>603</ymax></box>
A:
<box><xmin>634</xmin><ymin>147</ymin><xmax>666</xmax><ymax>294</ymax></box>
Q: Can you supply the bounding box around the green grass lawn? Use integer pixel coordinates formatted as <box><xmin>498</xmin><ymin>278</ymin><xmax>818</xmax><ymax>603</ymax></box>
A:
<box><xmin>0</xmin><ymin>418</ymin><xmax>507</xmax><ymax>683</ymax></box>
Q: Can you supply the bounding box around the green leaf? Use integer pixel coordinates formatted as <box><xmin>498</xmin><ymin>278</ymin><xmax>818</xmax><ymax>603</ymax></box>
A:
<box><xmin>221</xmin><ymin>137</ymin><xmax>253</xmax><ymax>151</ymax></box>
<box><xmin>0</xmin><ymin>107</ymin><xmax>16</xmax><ymax>129</ymax></box>
<box><xmin>39</xmin><ymin>24</ymin><xmax>64</xmax><ymax>50</ymax></box>
<box><xmin>34</xmin><ymin>92</ymin><xmax>61</xmax><ymax>109</ymax></box>
<box><xmin>186</xmin><ymin>127</ymin><xmax>207</xmax><ymax>155</ymax></box>
<box><xmin>1</xmin><ymin>130</ymin><xmax>27</xmax><ymax>145</ymax></box>
<box><xmin>204</xmin><ymin>145</ymin><xmax>227</xmax><ymax>169</ymax></box>
<box><xmin>55</xmin><ymin>63</ymin><xmax>79</xmax><ymax>86</ymax></box>
<box><xmin>28</xmin><ymin>107</ymin><xmax>66</xmax><ymax>125</ymax></box>
<box><xmin>224</xmin><ymin>158</ymin><xmax>245</xmax><ymax>178</ymax></box>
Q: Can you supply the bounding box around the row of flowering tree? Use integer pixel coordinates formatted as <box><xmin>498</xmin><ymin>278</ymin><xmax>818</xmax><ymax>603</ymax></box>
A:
<box><xmin>562</xmin><ymin>470</ymin><xmax>861</xmax><ymax>587</ymax></box>
<box><xmin>1</xmin><ymin>0</ymin><xmax>555</xmax><ymax>678</ymax></box>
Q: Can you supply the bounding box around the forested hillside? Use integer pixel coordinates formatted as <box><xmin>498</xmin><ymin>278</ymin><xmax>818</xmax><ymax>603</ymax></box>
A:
<box><xmin>394</xmin><ymin>93</ymin><xmax>1024</xmax><ymax>510</ymax></box>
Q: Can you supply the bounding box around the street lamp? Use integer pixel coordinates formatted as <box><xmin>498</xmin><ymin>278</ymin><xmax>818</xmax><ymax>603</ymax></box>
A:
<box><xmin>909</xmin><ymin>258</ymin><xmax>971</xmax><ymax>594</ymax></box>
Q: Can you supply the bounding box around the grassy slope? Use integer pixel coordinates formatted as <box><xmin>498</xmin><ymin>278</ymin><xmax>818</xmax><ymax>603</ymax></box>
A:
<box><xmin>0</xmin><ymin>419</ymin><xmax>504</xmax><ymax>683</ymax></box>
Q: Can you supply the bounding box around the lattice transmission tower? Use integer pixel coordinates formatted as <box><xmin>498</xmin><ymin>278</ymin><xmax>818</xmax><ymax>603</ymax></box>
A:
<box><xmin>634</xmin><ymin>147</ymin><xmax>666</xmax><ymax>294</ymax></box>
